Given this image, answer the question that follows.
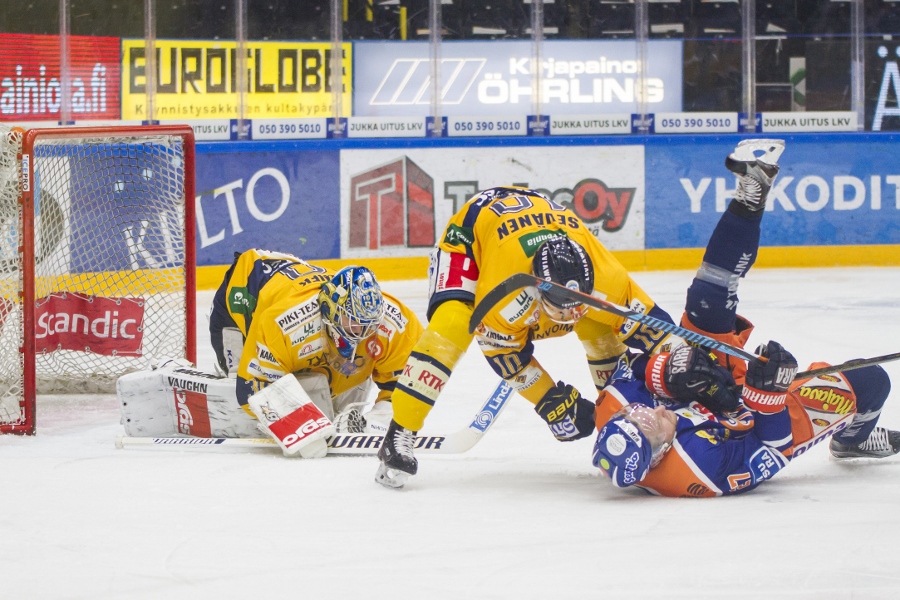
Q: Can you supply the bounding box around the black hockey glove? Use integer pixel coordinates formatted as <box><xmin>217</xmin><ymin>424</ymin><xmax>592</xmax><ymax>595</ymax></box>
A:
<box><xmin>741</xmin><ymin>341</ymin><xmax>798</xmax><ymax>414</ymax></box>
<box><xmin>645</xmin><ymin>346</ymin><xmax>739</xmax><ymax>413</ymax></box>
<box><xmin>535</xmin><ymin>381</ymin><xmax>595</xmax><ymax>442</ymax></box>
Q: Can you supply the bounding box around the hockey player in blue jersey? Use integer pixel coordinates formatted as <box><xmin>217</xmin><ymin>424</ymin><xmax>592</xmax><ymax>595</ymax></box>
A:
<box><xmin>591</xmin><ymin>139</ymin><xmax>900</xmax><ymax>497</ymax></box>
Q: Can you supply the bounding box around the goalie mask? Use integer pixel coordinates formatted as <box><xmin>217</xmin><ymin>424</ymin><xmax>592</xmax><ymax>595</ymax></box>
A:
<box><xmin>532</xmin><ymin>237</ymin><xmax>594</xmax><ymax>324</ymax></box>
<box><xmin>319</xmin><ymin>266</ymin><xmax>385</xmax><ymax>360</ymax></box>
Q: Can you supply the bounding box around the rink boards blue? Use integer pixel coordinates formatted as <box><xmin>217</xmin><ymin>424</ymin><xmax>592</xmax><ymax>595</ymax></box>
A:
<box><xmin>192</xmin><ymin>133</ymin><xmax>900</xmax><ymax>286</ymax></box>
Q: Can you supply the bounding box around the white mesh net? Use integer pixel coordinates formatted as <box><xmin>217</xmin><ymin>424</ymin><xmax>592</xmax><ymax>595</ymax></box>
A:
<box><xmin>0</xmin><ymin>126</ymin><xmax>191</xmax><ymax>430</ymax></box>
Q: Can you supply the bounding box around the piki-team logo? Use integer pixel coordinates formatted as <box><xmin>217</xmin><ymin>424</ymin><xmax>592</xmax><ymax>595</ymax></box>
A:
<box><xmin>174</xmin><ymin>389</ymin><xmax>212</xmax><ymax>437</ymax></box>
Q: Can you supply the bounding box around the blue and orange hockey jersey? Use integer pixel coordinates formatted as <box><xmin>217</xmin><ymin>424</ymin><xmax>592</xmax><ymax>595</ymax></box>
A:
<box><xmin>593</xmin><ymin>357</ymin><xmax>857</xmax><ymax>497</ymax></box>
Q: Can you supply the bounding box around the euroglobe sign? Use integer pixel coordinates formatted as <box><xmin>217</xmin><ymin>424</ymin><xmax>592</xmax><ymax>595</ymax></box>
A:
<box><xmin>354</xmin><ymin>40</ymin><xmax>683</xmax><ymax>117</ymax></box>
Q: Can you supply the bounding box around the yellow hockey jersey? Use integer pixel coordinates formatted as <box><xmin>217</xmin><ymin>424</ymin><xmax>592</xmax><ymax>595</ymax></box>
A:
<box><xmin>441</xmin><ymin>186</ymin><xmax>664</xmax><ymax>380</ymax></box>
<box><xmin>219</xmin><ymin>248</ymin><xmax>333</xmax><ymax>338</ymax></box>
<box><xmin>235</xmin><ymin>285</ymin><xmax>424</xmax><ymax>407</ymax></box>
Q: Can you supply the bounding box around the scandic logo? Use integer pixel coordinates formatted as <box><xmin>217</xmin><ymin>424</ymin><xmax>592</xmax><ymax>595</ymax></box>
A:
<box><xmin>35</xmin><ymin>292</ymin><xmax>145</xmax><ymax>356</ymax></box>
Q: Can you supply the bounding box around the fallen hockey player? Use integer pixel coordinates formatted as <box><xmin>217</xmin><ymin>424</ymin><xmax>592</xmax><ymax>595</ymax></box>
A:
<box><xmin>118</xmin><ymin>251</ymin><xmax>423</xmax><ymax>458</ymax></box>
<box><xmin>591</xmin><ymin>139</ymin><xmax>900</xmax><ymax>496</ymax></box>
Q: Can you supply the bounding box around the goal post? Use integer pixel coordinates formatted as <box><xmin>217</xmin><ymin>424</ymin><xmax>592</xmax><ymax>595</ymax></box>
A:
<box><xmin>0</xmin><ymin>125</ymin><xmax>196</xmax><ymax>435</ymax></box>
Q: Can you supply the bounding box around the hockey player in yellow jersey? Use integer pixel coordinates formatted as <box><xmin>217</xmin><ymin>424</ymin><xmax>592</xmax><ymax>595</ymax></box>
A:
<box><xmin>209</xmin><ymin>249</ymin><xmax>424</xmax><ymax>438</ymax></box>
<box><xmin>376</xmin><ymin>186</ymin><xmax>675</xmax><ymax>487</ymax></box>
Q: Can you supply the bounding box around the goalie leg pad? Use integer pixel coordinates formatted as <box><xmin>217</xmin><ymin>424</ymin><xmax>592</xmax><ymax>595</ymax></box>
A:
<box><xmin>117</xmin><ymin>365</ymin><xmax>258</xmax><ymax>438</ymax></box>
<box><xmin>249</xmin><ymin>375</ymin><xmax>336</xmax><ymax>458</ymax></box>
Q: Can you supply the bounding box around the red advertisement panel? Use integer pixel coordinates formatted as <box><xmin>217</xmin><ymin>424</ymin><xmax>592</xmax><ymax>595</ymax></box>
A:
<box><xmin>0</xmin><ymin>33</ymin><xmax>121</xmax><ymax>121</ymax></box>
<box><xmin>35</xmin><ymin>292</ymin><xmax>145</xmax><ymax>356</ymax></box>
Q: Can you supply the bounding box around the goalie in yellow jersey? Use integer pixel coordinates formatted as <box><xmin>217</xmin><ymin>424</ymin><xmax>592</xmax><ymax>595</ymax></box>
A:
<box><xmin>376</xmin><ymin>186</ymin><xmax>676</xmax><ymax>487</ymax></box>
<box><xmin>208</xmin><ymin>249</ymin><xmax>424</xmax><ymax>442</ymax></box>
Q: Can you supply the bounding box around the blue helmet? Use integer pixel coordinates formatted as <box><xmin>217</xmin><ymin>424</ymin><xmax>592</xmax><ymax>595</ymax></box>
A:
<box><xmin>592</xmin><ymin>416</ymin><xmax>654</xmax><ymax>488</ymax></box>
<box><xmin>319</xmin><ymin>266</ymin><xmax>384</xmax><ymax>359</ymax></box>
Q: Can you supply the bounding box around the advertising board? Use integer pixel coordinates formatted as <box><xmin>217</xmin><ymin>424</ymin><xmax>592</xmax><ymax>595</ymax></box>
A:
<box><xmin>121</xmin><ymin>39</ymin><xmax>351</xmax><ymax>121</ymax></box>
<box><xmin>195</xmin><ymin>148</ymin><xmax>341</xmax><ymax>265</ymax></box>
<box><xmin>354</xmin><ymin>40</ymin><xmax>682</xmax><ymax>118</ymax></box>
<box><xmin>340</xmin><ymin>145</ymin><xmax>645</xmax><ymax>258</ymax></box>
<box><xmin>0</xmin><ymin>33</ymin><xmax>120</xmax><ymax>121</ymax></box>
<box><xmin>645</xmin><ymin>136</ymin><xmax>900</xmax><ymax>249</ymax></box>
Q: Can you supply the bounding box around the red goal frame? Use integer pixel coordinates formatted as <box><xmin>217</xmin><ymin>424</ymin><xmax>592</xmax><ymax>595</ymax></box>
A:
<box><xmin>5</xmin><ymin>125</ymin><xmax>196</xmax><ymax>435</ymax></box>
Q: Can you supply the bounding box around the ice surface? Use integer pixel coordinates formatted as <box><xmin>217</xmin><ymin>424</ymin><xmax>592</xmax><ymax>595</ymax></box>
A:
<box><xmin>2</xmin><ymin>267</ymin><xmax>900</xmax><ymax>599</ymax></box>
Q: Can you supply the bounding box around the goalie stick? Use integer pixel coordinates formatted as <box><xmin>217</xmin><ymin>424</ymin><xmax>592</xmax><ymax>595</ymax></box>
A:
<box><xmin>469</xmin><ymin>273</ymin><xmax>760</xmax><ymax>363</ymax></box>
<box><xmin>115</xmin><ymin>380</ymin><xmax>514</xmax><ymax>455</ymax></box>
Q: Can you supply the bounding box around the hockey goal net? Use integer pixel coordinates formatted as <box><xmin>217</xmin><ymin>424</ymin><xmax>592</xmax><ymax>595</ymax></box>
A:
<box><xmin>0</xmin><ymin>124</ymin><xmax>196</xmax><ymax>435</ymax></box>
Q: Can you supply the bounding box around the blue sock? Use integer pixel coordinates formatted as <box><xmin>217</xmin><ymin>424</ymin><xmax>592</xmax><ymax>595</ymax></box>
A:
<box><xmin>833</xmin><ymin>365</ymin><xmax>892</xmax><ymax>445</ymax></box>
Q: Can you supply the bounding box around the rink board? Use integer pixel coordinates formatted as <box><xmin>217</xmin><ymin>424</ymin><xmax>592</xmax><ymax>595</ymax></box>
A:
<box><xmin>192</xmin><ymin>133</ymin><xmax>900</xmax><ymax>279</ymax></box>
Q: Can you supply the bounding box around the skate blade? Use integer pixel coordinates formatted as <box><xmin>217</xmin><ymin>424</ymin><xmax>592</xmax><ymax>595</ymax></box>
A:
<box><xmin>731</xmin><ymin>139</ymin><xmax>785</xmax><ymax>166</ymax></box>
<box><xmin>375</xmin><ymin>463</ymin><xmax>409</xmax><ymax>489</ymax></box>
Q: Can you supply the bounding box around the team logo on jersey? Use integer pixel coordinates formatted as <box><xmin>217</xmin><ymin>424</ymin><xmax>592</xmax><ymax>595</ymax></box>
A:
<box><xmin>377</xmin><ymin>322</ymin><xmax>396</xmax><ymax>341</ymax></box>
<box><xmin>518</xmin><ymin>230</ymin><xmax>565</xmax><ymax>258</ymax></box>
<box><xmin>383</xmin><ymin>301</ymin><xmax>408</xmax><ymax>331</ymax></box>
<box><xmin>531</xmin><ymin>321</ymin><xmax>574</xmax><ymax>340</ymax></box>
<box><xmin>275</xmin><ymin>300</ymin><xmax>319</xmax><ymax>334</ymax></box>
<box><xmin>795</xmin><ymin>384</ymin><xmax>854</xmax><ymax>414</ymax></box>
<box><xmin>686</xmin><ymin>483</ymin><xmax>710</xmax><ymax>497</ymax></box>
<box><xmin>290</xmin><ymin>320</ymin><xmax>320</xmax><ymax>347</ymax></box>
<box><xmin>228</xmin><ymin>286</ymin><xmax>257</xmax><ymax>316</ymax></box>
<box><xmin>256</xmin><ymin>343</ymin><xmax>276</xmax><ymax>364</ymax></box>
<box><xmin>297</xmin><ymin>340</ymin><xmax>321</xmax><ymax>359</ymax></box>
<box><xmin>247</xmin><ymin>360</ymin><xmax>286</xmax><ymax>380</ymax></box>
<box><xmin>366</xmin><ymin>337</ymin><xmax>384</xmax><ymax>359</ymax></box>
<box><xmin>500</xmin><ymin>289</ymin><xmax>537</xmax><ymax>324</ymax></box>
<box><xmin>442</xmin><ymin>224</ymin><xmax>474</xmax><ymax>249</ymax></box>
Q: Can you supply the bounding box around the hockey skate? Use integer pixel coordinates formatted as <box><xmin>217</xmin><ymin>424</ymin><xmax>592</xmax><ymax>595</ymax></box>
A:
<box><xmin>830</xmin><ymin>427</ymin><xmax>900</xmax><ymax>459</ymax></box>
<box><xmin>375</xmin><ymin>420</ymin><xmax>419</xmax><ymax>489</ymax></box>
<box><xmin>725</xmin><ymin>139</ymin><xmax>785</xmax><ymax>211</ymax></box>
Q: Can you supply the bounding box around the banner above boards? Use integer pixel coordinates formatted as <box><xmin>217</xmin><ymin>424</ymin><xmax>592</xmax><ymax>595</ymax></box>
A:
<box><xmin>169</xmin><ymin>111</ymin><xmax>848</xmax><ymax>140</ymax></box>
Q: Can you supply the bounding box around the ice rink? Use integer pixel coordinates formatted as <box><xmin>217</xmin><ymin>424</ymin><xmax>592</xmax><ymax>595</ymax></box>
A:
<box><xmin>3</xmin><ymin>266</ymin><xmax>900</xmax><ymax>600</ymax></box>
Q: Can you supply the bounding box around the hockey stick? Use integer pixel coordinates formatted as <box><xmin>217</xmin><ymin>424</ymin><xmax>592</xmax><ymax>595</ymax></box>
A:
<box><xmin>796</xmin><ymin>351</ymin><xmax>900</xmax><ymax>380</ymax></box>
<box><xmin>115</xmin><ymin>380</ymin><xmax>514</xmax><ymax>455</ymax></box>
<box><xmin>469</xmin><ymin>273</ymin><xmax>760</xmax><ymax>363</ymax></box>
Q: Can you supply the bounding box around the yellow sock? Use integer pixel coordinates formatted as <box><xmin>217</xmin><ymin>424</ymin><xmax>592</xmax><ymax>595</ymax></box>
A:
<box><xmin>391</xmin><ymin>301</ymin><xmax>474</xmax><ymax>431</ymax></box>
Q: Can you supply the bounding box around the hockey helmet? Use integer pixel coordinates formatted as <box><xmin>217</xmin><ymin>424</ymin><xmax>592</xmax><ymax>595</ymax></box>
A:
<box><xmin>593</xmin><ymin>404</ymin><xmax>673</xmax><ymax>487</ymax></box>
<box><xmin>319</xmin><ymin>266</ymin><xmax>385</xmax><ymax>359</ymax></box>
<box><xmin>532</xmin><ymin>236</ymin><xmax>594</xmax><ymax>322</ymax></box>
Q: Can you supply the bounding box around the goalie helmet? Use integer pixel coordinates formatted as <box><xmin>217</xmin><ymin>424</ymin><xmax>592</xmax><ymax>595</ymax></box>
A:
<box><xmin>319</xmin><ymin>266</ymin><xmax>385</xmax><ymax>360</ymax></box>
<box><xmin>532</xmin><ymin>236</ymin><xmax>594</xmax><ymax>323</ymax></box>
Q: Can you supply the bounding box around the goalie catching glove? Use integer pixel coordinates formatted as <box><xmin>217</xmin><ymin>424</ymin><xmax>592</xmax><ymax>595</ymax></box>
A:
<box><xmin>740</xmin><ymin>341</ymin><xmax>798</xmax><ymax>414</ymax></box>
<box><xmin>645</xmin><ymin>346</ymin><xmax>739</xmax><ymax>413</ymax></box>
<box><xmin>535</xmin><ymin>382</ymin><xmax>595</xmax><ymax>441</ymax></box>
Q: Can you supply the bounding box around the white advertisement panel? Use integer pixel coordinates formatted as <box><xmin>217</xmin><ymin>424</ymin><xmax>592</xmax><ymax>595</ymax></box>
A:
<box><xmin>340</xmin><ymin>145</ymin><xmax>645</xmax><ymax>259</ymax></box>
<box><xmin>354</xmin><ymin>40</ymin><xmax>683</xmax><ymax>118</ymax></box>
